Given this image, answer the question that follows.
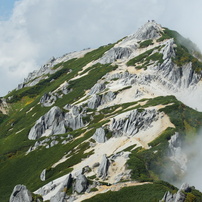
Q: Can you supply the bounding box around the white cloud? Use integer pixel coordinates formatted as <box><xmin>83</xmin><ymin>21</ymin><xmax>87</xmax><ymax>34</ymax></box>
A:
<box><xmin>0</xmin><ymin>0</ymin><xmax>202</xmax><ymax>96</ymax></box>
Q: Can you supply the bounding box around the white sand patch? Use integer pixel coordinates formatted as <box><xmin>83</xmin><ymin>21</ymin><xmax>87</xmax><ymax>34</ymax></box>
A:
<box><xmin>52</xmin><ymin>155</ymin><xmax>71</xmax><ymax>168</ymax></box>
<box><xmin>70</xmin><ymin>71</ymin><xmax>89</xmax><ymax>81</ymax></box>
<box><xmin>80</xmin><ymin>61</ymin><xmax>95</xmax><ymax>72</ymax></box>
<box><xmin>107</xmin><ymin>152</ymin><xmax>131</xmax><ymax>184</ymax></box>
<box><xmin>26</xmin><ymin>107</ymin><xmax>34</xmax><ymax>114</ymax></box>
<box><xmin>16</xmin><ymin>128</ymin><xmax>25</xmax><ymax>135</ymax></box>
<box><xmin>70</xmin><ymin>61</ymin><xmax>95</xmax><ymax>81</ymax></box>
<box><xmin>53</xmin><ymin>81</ymin><xmax>68</xmax><ymax>93</ymax></box>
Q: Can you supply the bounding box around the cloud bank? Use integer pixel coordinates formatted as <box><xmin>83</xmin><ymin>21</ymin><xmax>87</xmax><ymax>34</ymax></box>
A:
<box><xmin>1</xmin><ymin>0</ymin><xmax>202</xmax><ymax>96</ymax></box>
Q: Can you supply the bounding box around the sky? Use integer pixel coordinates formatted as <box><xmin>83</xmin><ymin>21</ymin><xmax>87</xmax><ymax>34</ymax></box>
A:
<box><xmin>0</xmin><ymin>0</ymin><xmax>202</xmax><ymax>96</ymax></box>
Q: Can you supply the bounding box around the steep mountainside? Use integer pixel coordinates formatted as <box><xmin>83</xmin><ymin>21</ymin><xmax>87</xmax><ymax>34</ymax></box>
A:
<box><xmin>1</xmin><ymin>21</ymin><xmax>202</xmax><ymax>202</ymax></box>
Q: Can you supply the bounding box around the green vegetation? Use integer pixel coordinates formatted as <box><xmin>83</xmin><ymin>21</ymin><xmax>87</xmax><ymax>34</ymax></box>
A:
<box><xmin>127</xmin><ymin>147</ymin><xmax>152</xmax><ymax>181</ymax></box>
<box><xmin>1</xmin><ymin>27</ymin><xmax>202</xmax><ymax>202</ymax></box>
<box><xmin>156</xmin><ymin>32</ymin><xmax>171</xmax><ymax>42</ymax></box>
<box><xmin>139</xmin><ymin>39</ymin><xmax>154</xmax><ymax>48</ymax></box>
<box><xmin>173</xmin><ymin>45</ymin><xmax>202</xmax><ymax>73</ymax></box>
<box><xmin>0</xmin><ymin>127</ymin><xmax>95</xmax><ymax>201</ymax></box>
<box><xmin>157</xmin><ymin>28</ymin><xmax>202</xmax><ymax>73</ymax></box>
<box><xmin>84</xmin><ymin>182</ymin><xmax>177</xmax><ymax>202</ymax></box>
<box><xmin>6</xmin><ymin>43</ymin><xmax>115</xmax><ymax>104</ymax></box>
<box><xmin>56</xmin><ymin>63</ymin><xmax>117</xmax><ymax>107</ymax></box>
<box><xmin>0</xmin><ymin>112</ymin><xmax>8</xmax><ymax>125</ymax></box>
<box><xmin>147</xmin><ymin>52</ymin><xmax>164</xmax><ymax>64</ymax></box>
<box><xmin>126</xmin><ymin>49</ymin><xmax>153</xmax><ymax>66</ymax></box>
<box><xmin>0</xmin><ymin>43</ymin><xmax>119</xmax><ymax>201</ymax></box>
<box><xmin>126</xmin><ymin>47</ymin><xmax>163</xmax><ymax>70</ymax></box>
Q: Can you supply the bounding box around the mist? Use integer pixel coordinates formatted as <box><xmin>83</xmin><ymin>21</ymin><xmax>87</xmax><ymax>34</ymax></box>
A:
<box><xmin>163</xmin><ymin>129</ymin><xmax>202</xmax><ymax>192</ymax></box>
<box><xmin>181</xmin><ymin>130</ymin><xmax>202</xmax><ymax>191</ymax></box>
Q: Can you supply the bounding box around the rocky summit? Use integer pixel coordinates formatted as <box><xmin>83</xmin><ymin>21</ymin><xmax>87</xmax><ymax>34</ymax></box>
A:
<box><xmin>1</xmin><ymin>20</ymin><xmax>202</xmax><ymax>201</ymax></box>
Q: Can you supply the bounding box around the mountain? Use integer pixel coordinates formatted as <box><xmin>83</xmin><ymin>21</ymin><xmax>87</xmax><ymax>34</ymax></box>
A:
<box><xmin>1</xmin><ymin>20</ymin><xmax>202</xmax><ymax>202</ymax></box>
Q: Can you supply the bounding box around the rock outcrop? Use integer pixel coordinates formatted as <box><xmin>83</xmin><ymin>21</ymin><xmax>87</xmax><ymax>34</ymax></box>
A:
<box><xmin>110</xmin><ymin>109</ymin><xmax>159</xmax><ymax>137</ymax></box>
<box><xmin>50</xmin><ymin>174</ymin><xmax>73</xmax><ymax>202</ymax></box>
<box><xmin>65</xmin><ymin>113</ymin><xmax>84</xmax><ymax>130</ymax></box>
<box><xmin>40</xmin><ymin>169</ymin><xmax>46</xmax><ymax>181</ymax></box>
<box><xmin>92</xmin><ymin>128</ymin><xmax>107</xmax><ymax>143</ymax></box>
<box><xmin>0</xmin><ymin>98</ymin><xmax>9</xmax><ymax>114</ymax></box>
<box><xmin>97</xmin><ymin>154</ymin><xmax>110</xmax><ymax>179</ymax></box>
<box><xmin>28</xmin><ymin>106</ymin><xmax>66</xmax><ymax>140</ymax></box>
<box><xmin>9</xmin><ymin>185</ymin><xmax>32</xmax><ymax>202</ymax></box>
<box><xmin>160</xmin><ymin>191</ymin><xmax>175</xmax><ymax>202</ymax></box>
<box><xmin>88</xmin><ymin>95</ymin><xmax>102</xmax><ymax>109</ymax></box>
<box><xmin>89</xmin><ymin>83</ymin><xmax>106</xmax><ymax>95</ymax></box>
<box><xmin>17</xmin><ymin>49</ymin><xmax>92</xmax><ymax>90</ymax></box>
<box><xmin>98</xmin><ymin>47</ymin><xmax>133</xmax><ymax>64</ymax></box>
<box><xmin>28</xmin><ymin>105</ymin><xmax>84</xmax><ymax>140</ymax></box>
<box><xmin>160</xmin><ymin>39</ymin><xmax>175</xmax><ymax>60</ymax></box>
<box><xmin>100</xmin><ymin>91</ymin><xmax>116</xmax><ymax>105</ymax></box>
<box><xmin>88</xmin><ymin>91</ymin><xmax>116</xmax><ymax>109</ymax></box>
<box><xmin>40</xmin><ymin>93</ymin><xmax>57</xmax><ymax>107</ymax></box>
<box><xmin>74</xmin><ymin>174</ymin><xmax>88</xmax><ymax>194</ymax></box>
<box><xmin>160</xmin><ymin>183</ymin><xmax>191</xmax><ymax>202</ymax></box>
<box><xmin>97</xmin><ymin>21</ymin><xmax>162</xmax><ymax>65</ymax></box>
<box><xmin>156</xmin><ymin>59</ymin><xmax>201</xmax><ymax>90</ymax></box>
<box><xmin>133</xmin><ymin>20</ymin><xmax>162</xmax><ymax>40</ymax></box>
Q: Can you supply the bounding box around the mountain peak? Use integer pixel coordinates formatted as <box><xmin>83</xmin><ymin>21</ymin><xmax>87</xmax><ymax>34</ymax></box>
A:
<box><xmin>132</xmin><ymin>20</ymin><xmax>163</xmax><ymax>40</ymax></box>
<box><xmin>2</xmin><ymin>21</ymin><xmax>202</xmax><ymax>202</ymax></box>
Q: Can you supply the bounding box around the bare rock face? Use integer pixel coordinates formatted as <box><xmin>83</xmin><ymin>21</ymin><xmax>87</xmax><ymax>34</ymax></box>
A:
<box><xmin>160</xmin><ymin>39</ymin><xmax>176</xmax><ymax>60</ymax></box>
<box><xmin>28</xmin><ymin>105</ymin><xmax>84</xmax><ymax>140</ymax></box>
<box><xmin>89</xmin><ymin>83</ymin><xmax>106</xmax><ymax>95</ymax></box>
<box><xmin>88</xmin><ymin>95</ymin><xmax>102</xmax><ymax>109</ymax></box>
<box><xmin>40</xmin><ymin>169</ymin><xmax>46</xmax><ymax>181</ymax></box>
<box><xmin>40</xmin><ymin>93</ymin><xmax>57</xmax><ymax>107</ymax></box>
<box><xmin>156</xmin><ymin>59</ymin><xmax>201</xmax><ymax>91</ymax></box>
<box><xmin>92</xmin><ymin>128</ymin><xmax>107</xmax><ymax>143</ymax></box>
<box><xmin>74</xmin><ymin>174</ymin><xmax>88</xmax><ymax>194</ymax></box>
<box><xmin>50</xmin><ymin>174</ymin><xmax>73</xmax><ymax>202</ymax></box>
<box><xmin>110</xmin><ymin>109</ymin><xmax>159</xmax><ymax>137</ymax></box>
<box><xmin>97</xmin><ymin>21</ymin><xmax>162</xmax><ymax>65</ymax></box>
<box><xmin>98</xmin><ymin>47</ymin><xmax>133</xmax><ymax>64</ymax></box>
<box><xmin>65</xmin><ymin>113</ymin><xmax>84</xmax><ymax>130</ymax></box>
<box><xmin>100</xmin><ymin>91</ymin><xmax>116</xmax><ymax>105</ymax></box>
<box><xmin>97</xmin><ymin>154</ymin><xmax>110</xmax><ymax>179</ymax></box>
<box><xmin>88</xmin><ymin>91</ymin><xmax>116</xmax><ymax>109</ymax></box>
<box><xmin>28</xmin><ymin>106</ymin><xmax>66</xmax><ymax>140</ymax></box>
<box><xmin>133</xmin><ymin>20</ymin><xmax>162</xmax><ymax>40</ymax></box>
<box><xmin>9</xmin><ymin>185</ymin><xmax>32</xmax><ymax>202</ymax></box>
<box><xmin>160</xmin><ymin>183</ymin><xmax>191</xmax><ymax>202</ymax></box>
<box><xmin>160</xmin><ymin>191</ymin><xmax>176</xmax><ymax>202</ymax></box>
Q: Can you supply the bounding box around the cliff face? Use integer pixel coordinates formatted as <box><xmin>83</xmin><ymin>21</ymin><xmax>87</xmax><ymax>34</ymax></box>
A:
<box><xmin>2</xmin><ymin>21</ymin><xmax>202</xmax><ymax>202</ymax></box>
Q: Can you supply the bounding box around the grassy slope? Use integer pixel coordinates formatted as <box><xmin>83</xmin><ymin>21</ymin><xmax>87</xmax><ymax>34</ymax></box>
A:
<box><xmin>84</xmin><ymin>181</ymin><xmax>202</xmax><ymax>202</ymax></box>
<box><xmin>0</xmin><ymin>44</ymin><xmax>117</xmax><ymax>201</ymax></box>
<box><xmin>1</xmin><ymin>29</ymin><xmax>202</xmax><ymax>201</ymax></box>
<box><xmin>84</xmin><ymin>181</ymin><xmax>177</xmax><ymax>202</ymax></box>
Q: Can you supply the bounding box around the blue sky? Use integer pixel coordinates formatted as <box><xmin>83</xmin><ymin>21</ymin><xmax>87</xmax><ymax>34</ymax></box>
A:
<box><xmin>0</xmin><ymin>0</ymin><xmax>16</xmax><ymax>20</ymax></box>
<box><xmin>0</xmin><ymin>0</ymin><xmax>202</xmax><ymax>96</ymax></box>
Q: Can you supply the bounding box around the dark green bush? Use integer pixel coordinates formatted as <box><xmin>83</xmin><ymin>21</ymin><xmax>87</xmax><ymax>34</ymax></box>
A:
<box><xmin>139</xmin><ymin>39</ymin><xmax>154</xmax><ymax>48</ymax></box>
